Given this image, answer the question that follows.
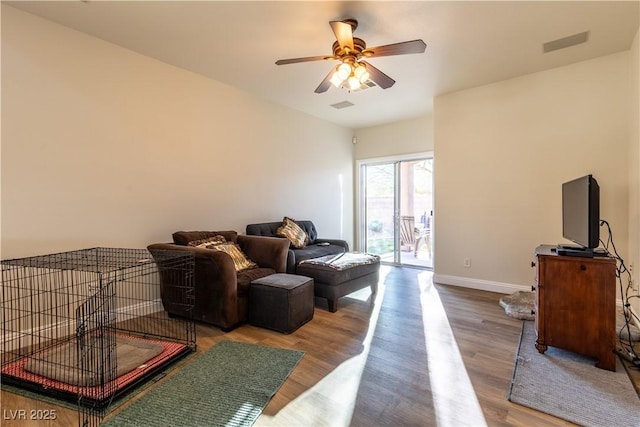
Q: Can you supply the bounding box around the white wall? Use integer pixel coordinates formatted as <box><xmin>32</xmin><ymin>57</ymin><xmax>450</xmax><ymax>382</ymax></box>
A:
<box><xmin>628</xmin><ymin>28</ymin><xmax>640</xmax><ymax>314</ymax></box>
<box><xmin>434</xmin><ymin>52</ymin><xmax>630</xmax><ymax>292</ymax></box>
<box><xmin>353</xmin><ymin>115</ymin><xmax>434</xmax><ymax>160</ymax></box>
<box><xmin>1</xmin><ymin>6</ymin><xmax>354</xmax><ymax>259</ymax></box>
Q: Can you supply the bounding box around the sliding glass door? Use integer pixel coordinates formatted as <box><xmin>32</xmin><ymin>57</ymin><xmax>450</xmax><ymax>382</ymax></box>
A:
<box><xmin>359</xmin><ymin>155</ymin><xmax>433</xmax><ymax>268</ymax></box>
<box><xmin>362</xmin><ymin>162</ymin><xmax>397</xmax><ymax>261</ymax></box>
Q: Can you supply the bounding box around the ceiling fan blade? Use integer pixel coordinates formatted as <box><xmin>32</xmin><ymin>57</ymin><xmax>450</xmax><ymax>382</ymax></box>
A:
<box><xmin>364</xmin><ymin>39</ymin><xmax>426</xmax><ymax>58</ymax></box>
<box><xmin>330</xmin><ymin>20</ymin><xmax>354</xmax><ymax>52</ymax></box>
<box><xmin>361</xmin><ymin>61</ymin><xmax>395</xmax><ymax>89</ymax></box>
<box><xmin>314</xmin><ymin>67</ymin><xmax>335</xmax><ymax>93</ymax></box>
<box><xmin>276</xmin><ymin>55</ymin><xmax>333</xmax><ymax>65</ymax></box>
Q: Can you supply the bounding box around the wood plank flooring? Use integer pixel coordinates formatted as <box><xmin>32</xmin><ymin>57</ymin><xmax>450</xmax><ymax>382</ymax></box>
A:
<box><xmin>1</xmin><ymin>266</ymin><xmax>593</xmax><ymax>426</ymax></box>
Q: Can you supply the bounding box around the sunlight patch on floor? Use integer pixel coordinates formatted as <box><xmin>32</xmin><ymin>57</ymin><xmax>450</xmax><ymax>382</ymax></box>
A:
<box><xmin>229</xmin><ymin>402</ymin><xmax>261</xmax><ymax>426</ymax></box>
<box><xmin>254</xmin><ymin>266</ymin><xmax>391</xmax><ymax>427</ymax></box>
<box><xmin>419</xmin><ymin>271</ymin><xmax>488</xmax><ymax>427</ymax></box>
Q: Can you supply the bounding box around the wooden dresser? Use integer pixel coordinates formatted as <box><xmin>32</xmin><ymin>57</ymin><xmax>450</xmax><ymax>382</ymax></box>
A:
<box><xmin>532</xmin><ymin>245</ymin><xmax>616</xmax><ymax>371</ymax></box>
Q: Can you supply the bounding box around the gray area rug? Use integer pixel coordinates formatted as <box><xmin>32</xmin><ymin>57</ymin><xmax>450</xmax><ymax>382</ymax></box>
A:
<box><xmin>509</xmin><ymin>321</ymin><xmax>640</xmax><ymax>426</ymax></box>
<box><xmin>102</xmin><ymin>340</ymin><xmax>304</xmax><ymax>427</ymax></box>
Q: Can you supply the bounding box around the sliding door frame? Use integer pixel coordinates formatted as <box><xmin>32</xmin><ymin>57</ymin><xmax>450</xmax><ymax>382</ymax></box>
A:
<box><xmin>356</xmin><ymin>151</ymin><xmax>433</xmax><ymax>260</ymax></box>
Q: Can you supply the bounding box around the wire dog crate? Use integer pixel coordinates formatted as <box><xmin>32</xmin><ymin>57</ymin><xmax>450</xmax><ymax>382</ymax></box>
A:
<box><xmin>0</xmin><ymin>247</ymin><xmax>195</xmax><ymax>427</ymax></box>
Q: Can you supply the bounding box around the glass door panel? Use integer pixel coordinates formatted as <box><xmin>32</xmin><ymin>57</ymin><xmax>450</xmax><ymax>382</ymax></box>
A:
<box><xmin>398</xmin><ymin>159</ymin><xmax>433</xmax><ymax>268</ymax></box>
<box><xmin>364</xmin><ymin>163</ymin><xmax>397</xmax><ymax>263</ymax></box>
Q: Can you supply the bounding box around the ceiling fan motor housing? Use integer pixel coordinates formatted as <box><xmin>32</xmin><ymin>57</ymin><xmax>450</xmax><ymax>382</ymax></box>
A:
<box><xmin>332</xmin><ymin>38</ymin><xmax>367</xmax><ymax>58</ymax></box>
<box><xmin>342</xmin><ymin>18</ymin><xmax>358</xmax><ymax>31</ymax></box>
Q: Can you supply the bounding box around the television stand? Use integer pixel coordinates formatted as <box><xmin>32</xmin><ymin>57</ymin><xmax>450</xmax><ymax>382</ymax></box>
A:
<box><xmin>533</xmin><ymin>245</ymin><xmax>616</xmax><ymax>371</ymax></box>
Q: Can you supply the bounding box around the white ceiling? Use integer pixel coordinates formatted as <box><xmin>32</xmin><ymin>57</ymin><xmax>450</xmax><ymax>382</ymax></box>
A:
<box><xmin>7</xmin><ymin>1</ymin><xmax>639</xmax><ymax>130</ymax></box>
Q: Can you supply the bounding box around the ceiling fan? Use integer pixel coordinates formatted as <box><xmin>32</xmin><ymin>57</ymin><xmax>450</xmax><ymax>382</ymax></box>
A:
<box><xmin>275</xmin><ymin>19</ymin><xmax>427</xmax><ymax>93</ymax></box>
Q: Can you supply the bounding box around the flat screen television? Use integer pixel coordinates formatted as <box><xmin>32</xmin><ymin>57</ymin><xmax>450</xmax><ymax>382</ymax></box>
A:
<box><xmin>561</xmin><ymin>174</ymin><xmax>600</xmax><ymax>250</ymax></box>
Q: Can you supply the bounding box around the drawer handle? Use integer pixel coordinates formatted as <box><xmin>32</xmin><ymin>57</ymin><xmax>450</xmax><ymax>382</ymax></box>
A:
<box><xmin>531</xmin><ymin>286</ymin><xmax>536</xmax><ymax>291</ymax></box>
<box><xmin>531</xmin><ymin>309</ymin><xmax>536</xmax><ymax>315</ymax></box>
<box><xmin>531</xmin><ymin>261</ymin><xmax>536</xmax><ymax>268</ymax></box>
<box><xmin>580</xmin><ymin>265</ymin><xmax>587</xmax><ymax>271</ymax></box>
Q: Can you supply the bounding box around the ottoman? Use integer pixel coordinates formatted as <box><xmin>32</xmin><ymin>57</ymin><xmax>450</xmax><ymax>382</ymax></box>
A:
<box><xmin>249</xmin><ymin>273</ymin><xmax>314</xmax><ymax>334</ymax></box>
<box><xmin>296</xmin><ymin>252</ymin><xmax>380</xmax><ymax>313</ymax></box>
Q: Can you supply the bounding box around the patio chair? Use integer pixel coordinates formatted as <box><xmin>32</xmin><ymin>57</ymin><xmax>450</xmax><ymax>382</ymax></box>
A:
<box><xmin>400</xmin><ymin>216</ymin><xmax>430</xmax><ymax>256</ymax></box>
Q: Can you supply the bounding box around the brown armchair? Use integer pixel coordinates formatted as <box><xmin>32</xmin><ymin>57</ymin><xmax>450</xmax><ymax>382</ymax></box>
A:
<box><xmin>148</xmin><ymin>230</ymin><xmax>289</xmax><ymax>331</ymax></box>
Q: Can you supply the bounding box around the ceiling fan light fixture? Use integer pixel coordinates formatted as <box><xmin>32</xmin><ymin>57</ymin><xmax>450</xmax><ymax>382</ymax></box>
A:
<box><xmin>347</xmin><ymin>75</ymin><xmax>361</xmax><ymax>90</ymax></box>
<box><xmin>354</xmin><ymin>63</ymin><xmax>369</xmax><ymax>83</ymax></box>
<box><xmin>330</xmin><ymin>72</ymin><xmax>344</xmax><ymax>88</ymax></box>
<box><xmin>337</xmin><ymin>63</ymin><xmax>352</xmax><ymax>80</ymax></box>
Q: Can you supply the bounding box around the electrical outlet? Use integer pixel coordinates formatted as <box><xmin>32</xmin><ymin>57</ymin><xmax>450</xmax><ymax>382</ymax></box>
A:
<box><xmin>463</xmin><ymin>257</ymin><xmax>471</xmax><ymax>268</ymax></box>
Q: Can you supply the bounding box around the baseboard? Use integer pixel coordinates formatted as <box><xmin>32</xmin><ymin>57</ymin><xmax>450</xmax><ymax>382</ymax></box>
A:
<box><xmin>433</xmin><ymin>274</ymin><xmax>530</xmax><ymax>294</ymax></box>
<box><xmin>632</xmin><ymin>305</ymin><xmax>640</xmax><ymax>330</ymax></box>
<box><xmin>115</xmin><ymin>299</ymin><xmax>164</xmax><ymax>321</ymax></box>
<box><xmin>617</xmin><ymin>299</ymin><xmax>640</xmax><ymax>330</ymax></box>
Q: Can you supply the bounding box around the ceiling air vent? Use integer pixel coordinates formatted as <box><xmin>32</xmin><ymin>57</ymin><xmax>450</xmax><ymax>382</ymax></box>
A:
<box><xmin>330</xmin><ymin>101</ymin><xmax>355</xmax><ymax>109</ymax></box>
<box><xmin>543</xmin><ymin>31</ymin><xmax>589</xmax><ymax>53</ymax></box>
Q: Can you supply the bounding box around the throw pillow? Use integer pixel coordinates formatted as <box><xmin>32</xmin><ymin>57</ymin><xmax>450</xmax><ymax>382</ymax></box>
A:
<box><xmin>187</xmin><ymin>235</ymin><xmax>227</xmax><ymax>249</ymax></box>
<box><xmin>276</xmin><ymin>217</ymin><xmax>308</xmax><ymax>249</ymax></box>
<box><xmin>210</xmin><ymin>243</ymin><xmax>258</xmax><ymax>272</ymax></box>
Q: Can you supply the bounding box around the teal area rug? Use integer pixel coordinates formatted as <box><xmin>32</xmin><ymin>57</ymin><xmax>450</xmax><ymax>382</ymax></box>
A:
<box><xmin>509</xmin><ymin>321</ymin><xmax>640</xmax><ymax>426</ymax></box>
<box><xmin>103</xmin><ymin>340</ymin><xmax>304</xmax><ymax>427</ymax></box>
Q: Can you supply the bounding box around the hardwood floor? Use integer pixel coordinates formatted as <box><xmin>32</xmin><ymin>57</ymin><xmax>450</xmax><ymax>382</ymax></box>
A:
<box><xmin>2</xmin><ymin>266</ymin><xmax>582</xmax><ymax>426</ymax></box>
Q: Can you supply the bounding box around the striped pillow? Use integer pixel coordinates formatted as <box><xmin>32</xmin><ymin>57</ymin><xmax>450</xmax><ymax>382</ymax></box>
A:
<box><xmin>276</xmin><ymin>217</ymin><xmax>308</xmax><ymax>249</ymax></box>
<box><xmin>210</xmin><ymin>243</ymin><xmax>258</xmax><ymax>272</ymax></box>
<box><xmin>187</xmin><ymin>235</ymin><xmax>227</xmax><ymax>249</ymax></box>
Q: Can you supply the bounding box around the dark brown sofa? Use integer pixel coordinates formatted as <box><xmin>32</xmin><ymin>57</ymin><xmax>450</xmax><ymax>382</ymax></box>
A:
<box><xmin>245</xmin><ymin>220</ymin><xmax>349</xmax><ymax>273</ymax></box>
<box><xmin>148</xmin><ymin>230</ymin><xmax>289</xmax><ymax>331</ymax></box>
